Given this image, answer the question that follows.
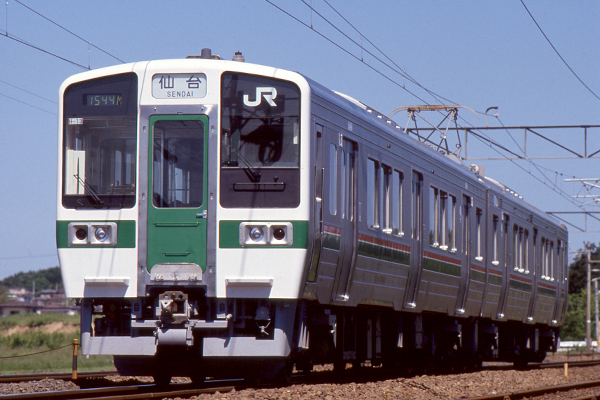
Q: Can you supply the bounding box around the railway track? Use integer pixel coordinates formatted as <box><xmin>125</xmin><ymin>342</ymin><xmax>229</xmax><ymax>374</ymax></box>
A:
<box><xmin>2</xmin><ymin>359</ymin><xmax>600</xmax><ymax>399</ymax></box>
<box><xmin>0</xmin><ymin>370</ymin><xmax>119</xmax><ymax>383</ymax></box>
<box><xmin>0</xmin><ymin>382</ymin><xmax>235</xmax><ymax>400</ymax></box>
<box><xmin>462</xmin><ymin>379</ymin><xmax>600</xmax><ymax>400</ymax></box>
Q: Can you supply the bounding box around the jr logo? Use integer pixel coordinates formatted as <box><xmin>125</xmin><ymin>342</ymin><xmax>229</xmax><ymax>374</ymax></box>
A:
<box><xmin>243</xmin><ymin>87</ymin><xmax>278</xmax><ymax>107</ymax></box>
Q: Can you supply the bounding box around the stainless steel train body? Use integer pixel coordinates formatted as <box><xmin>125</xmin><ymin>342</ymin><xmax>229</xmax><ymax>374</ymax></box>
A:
<box><xmin>57</xmin><ymin>50</ymin><xmax>567</xmax><ymax>380</ymax></box>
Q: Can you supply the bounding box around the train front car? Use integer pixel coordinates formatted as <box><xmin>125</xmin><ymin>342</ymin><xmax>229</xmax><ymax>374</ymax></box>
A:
<box><xmin>57</xmin><ymin>53</ymin><xmax>311</xmax><ymax>382</ymax></box>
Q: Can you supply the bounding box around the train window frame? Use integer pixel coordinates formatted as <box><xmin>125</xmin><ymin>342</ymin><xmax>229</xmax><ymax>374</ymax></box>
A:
<box><xmin>329</xmin><ymin>144</ymin><xmax>337</xmax><ymax>216</ymax></box>
<box><xmin>219</xmin><ymin>72</ymin><xmax>301</xmax><ymax>208</ymax></box>
<box><xmin>524</xmin><ymin>229</ymin><xmax>530</xmax><ymax>274</ymax></box>
<box><xmin>429</xmin><ymin>186</ymin><xmax>439</xmax><ymax>247</ymax></box>
<box><xmin>382</xmin><ymin>164</ymin><xmax>392</xmax><ymax>234</ymax></box>
<box><xmin>492</xmin><ymin>215</ymin><xmax>500</xmax><ymax>265</ymax></box>
<box><xmin>475</xmin><ymin>207</ymin><xmax>483</xmax><ymax>261</ymax></box>
<box><xmin>447</xmin><ymin>194</ymin><xmax>456</xmax><ymax>252</ymax></box>
<box><xmin>367</xmin><ymin>158</ymin><xmax>380</xmax><ymax>230</ymax></box>
<box><xmin>62</xmin><ymin>72</ymin><xmax>138</xmax><ymax>209</ymax></box>
<box><xmin>549</xmin><ymin>240</ymin><xmax>555</xmax><ymax>281</ymax></box>
<box><xmin>439</xmin><ymin>191</ymin><xmax>448</xmax><ymax>250</ymax></box>
<box><xmin>392</xmin><ymin>169</ymin><xmax>404</xmax><ymax>237</ymax></box>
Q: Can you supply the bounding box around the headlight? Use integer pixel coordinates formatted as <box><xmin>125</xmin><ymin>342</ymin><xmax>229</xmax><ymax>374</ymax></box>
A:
<box><xmin>95</xmin><ymin>227</ymin><xmax>109</xmax><ymax>242</ymax></box>
<box><xmin>68</xmin><ymin>222</ymin><xmax>117</xmax><ymax>246</ymax></box>
<box><xmin>249</xmin><ymin>227</ymin><xmax>265</xmax><ymax>242</ymax></box>
<box><xmin>239</xmin><ymin>222</ymin><xmax>293</xmax><ymax>246</ymax></box>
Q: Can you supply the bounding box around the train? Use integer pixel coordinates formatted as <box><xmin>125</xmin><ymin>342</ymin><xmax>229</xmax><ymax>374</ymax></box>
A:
<box><xmin>56</xmin><ymin>49</ymin><xmax>567</xmax><ymax>383</ymax></box>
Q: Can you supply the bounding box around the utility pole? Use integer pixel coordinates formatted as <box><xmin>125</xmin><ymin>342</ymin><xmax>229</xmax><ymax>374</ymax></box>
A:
<box><xmin>586</xmin><ymin>245</ymin><xmax>600</xmax><ymax>353</ymax></box>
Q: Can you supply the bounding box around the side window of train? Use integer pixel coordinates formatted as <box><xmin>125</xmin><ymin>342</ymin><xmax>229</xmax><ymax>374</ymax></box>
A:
<box><xmin>475</xmin><ymin>208</ymin><xmax>483</xmax><ymax>261</ymax></box>
<box><xmin>392</xmin><ymin>170</ymin><xmax>404</xmax><ymax>237</ymax></box>
<box><xmin>524</xmin><ymin>230</ymin><xmax>530</xmax><ymax>274</ymax></box>
<box><xmin>367</xmin><ymin>158</ymin><xmax>380</xmax><ymax>229</ymax></box>
<box><xmin>447</xmin><ymin>194</ymin><xmax>456</xmax><ymax>252</ymax></box>
<box><xmin>329</xmin><ymin>144</ymin><xmax>337</xmax><ymax>216</ymax></box>
<box><xmin>549</xmin><ymin>240</ymin><xmax>555</xmax><ymax>281</ymax></box>
<box><xmin>429</xmin><ymin>186</ymin><xmax>439</xmax><ymax>246</ymax></box>
<box><xmin>382</xmin><ymin>165</ymin><xmax>392</xmax><ymax>234</ymax></box>
<box><xmin>533</xmin><ymin>229</ymin><xmax>538</xmax><ymax>276</ymax></box>
<box><xmin>492</xmin><ymin>215</ymin><xmax>500</xmax><ymax>265</ymax></box>
<box><xmin>511</xmin><ymin>225</ymin><xmax>529</xmax><ymax>273</ymax></box>
<box><xmin>541</xmin><ymin>237</ymin><xmax>554</xmax><ymax>281</ymax></box>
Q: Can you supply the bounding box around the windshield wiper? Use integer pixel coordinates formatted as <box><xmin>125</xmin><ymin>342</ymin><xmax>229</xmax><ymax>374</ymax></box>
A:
<box><xmin>226</xmin><ymin>144</ymin><xmax>261</xmax><ymax>181</ymax></box>
<box><xmin>73</xmin><ymin>174</ymin><xmax>104</xmax><ymax>205</ymax></box>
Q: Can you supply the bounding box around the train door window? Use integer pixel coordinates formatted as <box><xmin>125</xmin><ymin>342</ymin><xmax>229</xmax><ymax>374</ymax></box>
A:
<box><xmin>329</xmin><ymin>144</ymin><xmax>337</xmax><ymax>216</ymax></box>
<box><xmin>342</xmin><ymin>145</ymin><xmax>355</xmax><ymax>221</ymax></box>
<box><xmin>512</xmin><ymin>225</ymin><xmax>518</xmax><ymax>271</ymax></box>
<box><xmin>541</xmin><ymin>238</ymin><xmax>547</xmax><ymax>279</ymax></box>
<box><xmin>448</xmin><ymin>195</ymin><xmax>456</xmax><ymax>252</ymax></box>
<box><xmin>523</xmin><ymin>230</ymin><xmax>529</xmax><ymax>274</ymax></box>
<box><xmin>439</xmin><ymin>192</ymin><xmax>448</xmax><ymax>250</ymax></box>
<box><xmin>412</xmin><ymin>172</ymin><xmax>423</xmax><ymax>241</ymax></box>
<box><xmin>152</xmin><ymin>120</ymin><xmax>204</xmax><ymax>208</ymax></box>
<box><xmin>558</xmin><ymin>240</ymin><xmax>565</xmax><ymax>283</ymax></box>
<box><xmin>429</xmin><ymin>186</ymin><xmax>439</xmax><ymax>246</ymax></box>
<box><xmin>367</xmin><ymin>159</ymin><xmax>380</xmax><ymax>229</ymax></box>
<box><xmin>475</xmin><ymin>208</ymin><xmax>483</xmax><ymax>261</ymax></box>
<box><xmin>550</xmin><ymin>241</ymin><xmax>555</xmax><ymax>281</ymax></box>
<box><xmin>392</xmin><ymin>170</ymin><xmax>404</xmax><ymax>236</ymax></box>
<box><xmin>341</xmin><ymin>148</ymin><xmax>346</xmax><ymax>219</ymax></box>
<box><xmin>492</xmin><ymin>215</ymin><xmax>500</xmax><ymax>265</ymax></box>
<box><xmin>533</xmin><ymin>229</ymin><xmax>538</xmax><ymax>277</ymax></box>
<box><xmin>382</xmin><ymin>165</ymin><xmax>392</xmax><ymax>233</ymax></box>
<box><xmin>503</xmin><ymin>214</ymin><xmax>509</xmax><ymax>268</ymax></box>
<box><xmin>462</xmin><ymin>196</ymin><xmax>470</xmax><ymax>256</ymax></box>
<box><xmin>516</xmin><ymin>227</ymin><xmax>525</xmax><ymax>273</ymax></box>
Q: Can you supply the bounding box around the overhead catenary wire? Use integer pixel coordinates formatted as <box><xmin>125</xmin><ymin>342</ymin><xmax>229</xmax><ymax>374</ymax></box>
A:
<box><xmin>0</xmin><ymin>91</ymin><xmax>56</xmax><ymax>115</ymax></box>
<box><xmin>267</xmin><ymin>0</ymin><xmax>587</xmax><ymax>211</ymax></box>
<box><xmin>14</xmin><ymin>0</ymin><xmax>125</xmax><ymax>64</ymax></box>
<box><xmin>0</xmin><ymin>78</ymin><xmax>57</xmax><ymax>104</ymax></box>
<box><xmin>520</xmin><ymin>0</ymin><xmax>600</xmax><ymax>102</ymax></box>
<box><xmin>319</xmin><ymin>0</ymin><xmax>462</xmax><ymax>110</ymax></box>
<box><xmin>0</xmin><ymin>28</ymin><xmax>90</xmax><ymax>70</ymax></box>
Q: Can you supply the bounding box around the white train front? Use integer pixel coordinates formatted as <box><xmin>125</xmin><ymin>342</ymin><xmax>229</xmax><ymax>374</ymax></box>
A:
<box><xmin>57</xmin><ymin>49</ymin><xmax>567</xmax><ymax>382</ymax></box>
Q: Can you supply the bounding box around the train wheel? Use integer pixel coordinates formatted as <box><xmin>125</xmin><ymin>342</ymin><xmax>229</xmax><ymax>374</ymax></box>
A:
<box><xmin>275</xmin><ymin>361</ymin><xmax>294</xmax><ymax>385</ymax></box>
<box><xmin>152</xmin><ymin>372</ymin><xmax>172</xmax><ymax>386</ymax></box>
<box><xmin>333</xmin><ymin>359</ymin><xmax>346</xmax><ymax>375</ymax></box>
<box><xmin>513</xmin><ymin>359</ymin><xmax>528</xmax><ymax>370</ymax></box>
<box><xmin>190</xmin><ymin>373</ymin><xmax>206</xmax><ymax>385</ymax></box>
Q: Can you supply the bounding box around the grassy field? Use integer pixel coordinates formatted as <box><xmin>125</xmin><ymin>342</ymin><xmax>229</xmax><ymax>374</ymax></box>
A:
<box><xmin>0</xmin><ymin>313</ymin><xmax>114</xmax><ymax>374</ymax></box>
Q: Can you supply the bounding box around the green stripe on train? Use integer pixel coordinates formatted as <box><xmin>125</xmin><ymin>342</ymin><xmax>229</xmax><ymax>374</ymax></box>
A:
<box><xmin>219</xmin><ymin>220</ymin><xmax>308</xmax><ymax>248</ymax></box>
<box><xmin>56</xmin><ymin>220</ymin><xmax>136</xmax><ymax>248</ymax></box>
<box><xmin>357</xmin><ymin>240</ymin><xmax>410</xmax><ymax>265</ymax></box>
<box><xmin>509</xmin><ymin>279</ymin><xmax>533</xmax><ymax>292</ymax></box>
<box><xmin>422</xmin><ymin>256</ymin><xmax>461</xmax><ymax>277</ymax></box>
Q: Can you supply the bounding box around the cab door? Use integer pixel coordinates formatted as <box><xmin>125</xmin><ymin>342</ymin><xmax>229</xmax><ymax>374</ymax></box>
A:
<box><xmin>147</xmin><ymin>115</ymin><xmax>208</xmax><ymax>275</ymax></box>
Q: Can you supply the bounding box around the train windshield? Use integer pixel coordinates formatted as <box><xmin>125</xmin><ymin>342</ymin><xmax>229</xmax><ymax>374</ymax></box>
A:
<box><xmin>62</xmin><ymin>73</ymin><xmax>138</xmax><ymax>209</ymax></box>
<box><xmin>220</xmin><ymin>73</ymin><xmax>301</xmax><ymax>208</ymax></box>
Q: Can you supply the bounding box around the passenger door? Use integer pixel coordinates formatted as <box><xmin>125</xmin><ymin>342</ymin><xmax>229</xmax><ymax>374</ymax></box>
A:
<box><xmin>146</xmin><ymin>115</ymin><xmax>208</xmax><ymax>276</ymax></box>
<box><xmin>331</xmin><ymin>137</ymin><xmax>358</xmax><ymax>301</ymax></box>
<box><xmin>404</xmin><ymin>171</ymin><xmax>423</xmax><ymax>309</ymax></box>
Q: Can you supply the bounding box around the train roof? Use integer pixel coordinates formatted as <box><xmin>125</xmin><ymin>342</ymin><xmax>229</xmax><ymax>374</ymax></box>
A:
<box><xmin>301</xmin><ymin>74</ymin><xmax>566</xmax><ymax>234</ymax></box>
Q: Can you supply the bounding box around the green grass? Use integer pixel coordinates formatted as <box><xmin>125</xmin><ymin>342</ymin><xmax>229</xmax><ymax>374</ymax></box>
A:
<box><xmin>0</xmin><ymin>344</ymin><xmax>114</xmax><ymax>374</ymax></box>
<box><xmin>0</xmin><ymin>312</ymin><xmax>80</xmax><ymax>329</ymax></box>
<box><xmin>0</xmin><ymin>313</ymin><xmax>114</xmax><ymax>374</ymax></box>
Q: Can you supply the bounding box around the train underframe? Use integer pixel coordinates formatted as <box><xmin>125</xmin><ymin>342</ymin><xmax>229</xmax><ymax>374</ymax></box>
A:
<box><xmin>82</xmin><ymin>293</ymin><xmax>557</xmax><ymax>382</ymax></box>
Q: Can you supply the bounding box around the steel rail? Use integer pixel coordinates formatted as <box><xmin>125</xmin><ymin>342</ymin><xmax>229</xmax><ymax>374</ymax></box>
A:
<box><xmin>0</xmin><ymin>383</ymin><xmax>234</xmax><ymax>400</ymax></box>
<box><xmin>0</xmin><ymin>370</ymin><xmax>119</xmax><ymax>383</ymax></box>
<box><xmin>460</xmin><ymin>379</ymin><xmax>600</xmax><ymax>400</ymax></box>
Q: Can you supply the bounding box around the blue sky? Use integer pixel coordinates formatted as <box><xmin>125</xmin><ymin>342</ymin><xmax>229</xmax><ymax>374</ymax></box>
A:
<box><xmin>0</xmin><ymin>1</ymin><xmax>598</xmax><ymax>280</ymax></box>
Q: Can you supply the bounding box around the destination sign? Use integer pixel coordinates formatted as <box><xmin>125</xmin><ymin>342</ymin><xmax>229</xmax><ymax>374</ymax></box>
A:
<box><xmin>152</xmin><ymin>73</ymin><xmax>207</xmax><ymax>99</ymax></box>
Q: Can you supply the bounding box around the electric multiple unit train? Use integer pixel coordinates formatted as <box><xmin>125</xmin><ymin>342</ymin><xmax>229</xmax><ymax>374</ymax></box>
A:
<box><xmin>57</xmin><ymin>49</ymin><xmax>567</xmax><ymax>383</ymax></box>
